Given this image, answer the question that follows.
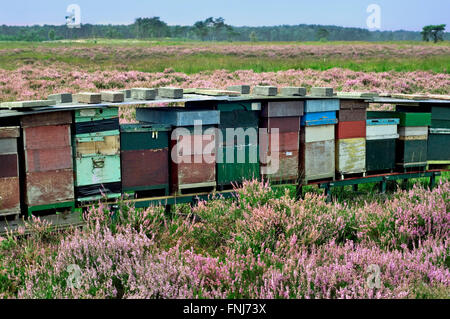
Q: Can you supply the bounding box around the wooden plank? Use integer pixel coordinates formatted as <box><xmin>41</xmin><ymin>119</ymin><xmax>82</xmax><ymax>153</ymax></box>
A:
<box><xmin>0</xmin><ymin>126</ymin><xmax>19</xmax><ymax>138</ymax></box>
<box><xmin>338</xmin><ymin>108</ymin><xmax>366</xmax><ymax>122</ymax></box>
<box><xmin>121</xmin><ymin>149</ymin><xmax>169</xmax><ymax>189</ymax></box>
<box><xmin>366</xmin><ymin>123</ymin><xmax>398</xmax><ymax>139</ymax></box>
<box><xmin>74</xmin><ymin>155</ymin><xmax>121</xmax><ymax>186</ymax></box>
<box><xmin>337</xmin><ymin>92</ymin><xmax>379</xmax><ymax>98</ymax></box>
<box><xmin>260</xmin><ymin>131</ymin><xmax>299</xmax><ymax>153</ymax></box>
<box><xmin>0</xmin><ymin>177</ymin><xmax>20</xmax><ymax>213</ymax></box>
<box><xmin>0</xmin><ymin>154</ymin><xmax>18</xmax><ymax>178</ymax></box>
<box><xmin>261</xmin><ymin>117</ymin><xmax>300</xmax><ymax>133</ymax></box>
<box><xmin>75</xmin><ymin>135</ymin><xmax>120</xmax><ymax>156</ymax></box>
<box><xmin>301</xmin><ymin>111</ymin><xmax>338</xmax><ymax>126</ymax></box>
<box><xmin>172</xmin><ymin>133</ymin><xmax>216</xmax><ymax>156</ymax></box>
<box><xmin>336</xmin><ymin>121</ymin><xmax>366</xmax><ymax>139</ymax></box>
<box><xmin>302</xmin><ymin>125</ymin><xmax>335</xmax><ymax>143</ymax></box>
<box><xmin>398</xmin><ymin>126</ymin><xmax>428</xmax><ymax>137</ymax></box>
<box><xmin>74</xmin><ymin>108</ymin><xmax>118</xmax><ymax>122</ymax></box>
<box><xmin>26</xmin><ymin>169</ymin><xmax>74</xmax><ymax>206</ymax></box>
<box><xmin>339</xmin><ymin>99</ymin><xmax>369</xmax><ymax>110</ymax></box>
<box><xmin>137</xmin><ymin>108</ymin><xmax>220</xmax><ymax>126</ymax></box>
<box><xmin>25</xmin><ymin>147</ymin><xmax>73</xmax><ymax>173</ymax></box>
<box><xmin>336</xmin><ymin>138</ymin><xmax>366</xmax><ymax>174</ymax></box>
<box><xmin>184</xmin><ymin>88</ymin><xmax>240</xmax><ymax>97</ymax></box>
<box><xmin>304</xmin><ymin>99</ymin><xmax>339</xmax><ymax>113</ymax></box>
<box><xmin>261</xmin><ymin>101</ymin><xmax>304</xmax><ymax>118</ymax></box>
<box><xmin>23</xmin><ymin>125</ymin><xmax>71</xmax><ymax>150</ymax></box>
<box><xmin>172</xmin><ymin>157</ymin><xmax>216</xmax><ymax>191</ymax></box>
<box><xmin>0</xmin><ymin>138</ymin><xmax>18</xmax><ymax>154</ymax></box>
<box><xmin>261</xmin><ymin>150</ymin><xmax>299</xmax><ymax>181</ymax></box>
<box><xmin>21</xmin><ymin>111</ymin><xmax>72</xmax><ymax>127</ymax></box>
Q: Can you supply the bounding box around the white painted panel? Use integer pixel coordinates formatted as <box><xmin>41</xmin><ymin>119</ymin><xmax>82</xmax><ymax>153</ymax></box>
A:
<box><xmin>336</xmin><ymin>138</ymin><xmax>366</xmax><ymax>174</ymax></box>
<box><xmin>366</xmin><ymin>124</ymin><xmax>398</xmax><ymax>138</ymax></box>
<box><xmin>399</xmin><ymin>126</ymin><xmax>428</xmax><ymax>137</ymax></box>
<box><xmin>304</xmin><ymin>125</ymin><xmax>335</xmax><ymax>143</ymax></box>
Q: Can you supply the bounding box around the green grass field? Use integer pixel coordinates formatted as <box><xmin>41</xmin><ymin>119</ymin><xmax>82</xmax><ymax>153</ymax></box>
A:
<box><xmin>1</xmin><ymin>40</ymin><xmax>449</xmax><ymax>74</ymax></box>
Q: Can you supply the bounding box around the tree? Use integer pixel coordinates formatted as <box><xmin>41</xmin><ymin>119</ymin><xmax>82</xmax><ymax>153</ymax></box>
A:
<box><xmin>316</xmin><ymin>28</ymin><xmax>329</xmax><ymax>41</ymax></box>
<box><xmin>48</xmin><ymin>29</ymin><xmax>55</xmax><ymax>41</ymax></box>
<box><xmin>422</xmin><ymin>24</ymin><xmax>446</xmax><ymax>43</ymax></box>
<box><xmin>249</xmin><ymin>31</ymin><xmax>258</xmax><ymax>42</ymax></box>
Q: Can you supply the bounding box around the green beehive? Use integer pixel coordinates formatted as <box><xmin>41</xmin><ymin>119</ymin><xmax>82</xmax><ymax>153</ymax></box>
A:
<box><xmin>217</xmin><ymin>103</ymin><xmax>260</xmax><ymax>187</ymax></box>
<box><xmin>427</xmin><ymin>128</ymin><xmax>450</xmax><ymax>162</ymax></box>
<box><xmin>367</xmin><ymin>111</ymin><xmax>431</xmax><ymax>127</ymax></box>
<box><xmin>73</xmin><ymin>108</ymin><xmax>122</xmax><ymax>202</ymax></box>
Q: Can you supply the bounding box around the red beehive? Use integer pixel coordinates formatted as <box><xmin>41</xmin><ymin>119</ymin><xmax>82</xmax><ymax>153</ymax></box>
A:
<box><xmin>261</xmin><ymin>150</ymin><xmax>299</xmax><ymax>182</ymax></box>
<box><xmin>20</xmin><ymin>112</ymin><xmax>75</xmax><ymax>211</ymax></box>
<box><xmin>336</xmin><ymin>120</ymin><xmax>366</xmax><ymax>139</ymax></box>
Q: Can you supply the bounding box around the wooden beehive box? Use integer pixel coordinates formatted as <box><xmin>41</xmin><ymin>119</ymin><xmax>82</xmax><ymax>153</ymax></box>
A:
<box><xmin>261</xmin><ymin>101</ymin><xmax>304</xmax><ymax>118</ymax></box>
<box><xmin>335</xmin><ymin>138</ymin><xmax>366</xmax><ymax>177</ymax></box>
<box><xmin>217</xmin><ymin>104</ymin><xmax>260</xmax><ymax>186</ymax></box>
<box><xmin>120</xmin><ymin>124</ymin><xmax>170</xmax><ymax>195</ymax></box>
<box><xmin>0</xmin><ymin>126</ymin><xmax>21</xmax><ymax>218</ymax></box>
<box><xmin>427</xmin><ymin>128</ymin><xmax>450</xmax><ymax>161</ymax></box>
<box><xmin>338</xmin><ymin>99</ymin><xmax>368</xmax><ymax>122</ymax></box>
<box><xmin>20</xmin><ymin>112</ymin><xmax>74</xmax><ymax>212</ymax></box>
<box><xmin>304</xmin><ymin>99</ymin><xmax>339</xmax><ymax>113</ymax></box>
<box><xmin>299</xmin><ymin>125</ymin><xmax>335</xmax><ymax>183</ymax></box>
<box><xmin>336</xmin><ymin>120</ymin><xmax>366</xmax><ymax>139</ymax></box>
<box><xmin>136</xmin><ymin>108</ymin><xmax>220</xmax><ymax>127</ymax></box>
<box><xmin>396</xmin><ymin>139</ymin><xmax>428</xmax><ymax>168</ymax></box>
<box><xmin>300</xmin><ymin>111</ymin><xmax>338</xmax><ymax>126</ymax></box>
<box><xmin>261</xmin><ymin>150</ymin><xmax>299</xmax><ymax>182</ymax></box>
<box><xmin>396</xmin><ymin>105</ymin><xmax>450</xmax><ymax>129</ymax></box>
<box><xmin>367</xmin><ymin>111</ymin><xmax>431</xmax><ymax>127</ymax></box>
<box><xmin>73</xmin><ymin>107</ymin><xmax>121</xmax><ymax>201</ymax></box>
<box><xmin>366</xmin><ymin>118</ymin><xmax>399</xmax><ymax>172</ymax></box>
<box><xmin>170</xmin><ymin>125</ymin><xmax>217</xmax><ymax>193</ymax></box>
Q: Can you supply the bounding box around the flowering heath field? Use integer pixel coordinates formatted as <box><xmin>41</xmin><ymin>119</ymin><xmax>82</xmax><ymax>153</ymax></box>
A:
<box><xmin>0</xmin><ymin>180</ymin><xmax>449</xmax><ymax>299</ymax></box>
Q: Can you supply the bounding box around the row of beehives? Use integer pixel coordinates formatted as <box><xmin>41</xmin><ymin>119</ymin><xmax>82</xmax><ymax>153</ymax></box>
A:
<box><xmin>0</xmin><ymin>97</ymin><xmax>449</xmax><ymax>219</ymax></box>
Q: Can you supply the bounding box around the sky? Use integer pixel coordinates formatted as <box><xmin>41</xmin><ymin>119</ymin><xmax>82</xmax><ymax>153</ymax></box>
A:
<box><xmin>0</xmin><ymin>0</ymin><xmax>449</xmax><ymax>31</ymax></box>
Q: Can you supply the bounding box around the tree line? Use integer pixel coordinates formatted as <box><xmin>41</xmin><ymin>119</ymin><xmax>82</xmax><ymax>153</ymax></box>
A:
<box><xmin>0</xmin><ymin>17</ymin><xmax>448</xmax><ymax>42</ymax></box>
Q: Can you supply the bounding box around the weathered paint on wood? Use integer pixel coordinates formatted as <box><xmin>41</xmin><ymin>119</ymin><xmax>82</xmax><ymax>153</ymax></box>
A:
<box><xmin>74</xmin><ymin>108</ymin><xmax>118</xmax><ymax>123</ymax></box>
<box><xmin>367</xmin><ymin>111</ymin><xmax>431</xmax><ymax>127</ymax></box>
<box><xmin>75</xmin><ymin>135</ymin><xmax>120</xmax><ymax>156</ymax></box>
<box><xmin>0</xmin><ymin>138</ymin><xmax>18</xmax><ymax>154</ymax></box>
<box><xmin>217</xmin><ymin>144</ymin><xmax>260</xmax><ymax>185</ymax></box>
<box><xmin>366</xmin><ymin>139</ymin><xmax>396</xmax><ymax>171</ymax></box>
<box><xmin>217</xmin><ymin>102</ymin><xmax>254</xmax><ymax>112</ymax></box>
<box><xmin>427</xmin><ymin>133</ymin><xmax>450</xmax><ymax>161</ymax></box>
<box><xmin>396</xmin><ymin>140</ymin><xmax>428</xmax><ymax>166</ymax></box>
<box><xmin>398</xmin><ymin>126</ymin><xmax>429</xmax><ymax>137</ymax></box>
<box><xmin>0</xmin><ymin>127</ymin><xmax>19</xmax><ymax>138</ymax></box>
<box><xmin>301</xmin><ymin>125</ymin><xmax>335</xmax><ymax>143</ymax></box>
<box><xmin>0</xmin><ymin>177</ymin><xmax>20</xmax><ymax>214</ymax></box>
<box><xmin>172</xmin><ymin>133</ymin><xmax>216</xmax><ymax>156</ymax></box>
<box><xmin>21</xmin><ymin>111</ymin><xmax>72</xmax><ymax>127</ymax></box>
<box><xmin>339</xmin><ymin>99</ymin><xmax>368</xmax><ymax>110</ymax></box>
<box><xmin>261</xmin><ymin>150</ymin><xmax>299</xmax><ymax>181</ymax></box>
<box><xmin>26</xmin><ymin>169</ymin><xmax>74</xmax><ymax>206</ymax></box>
<box><xmin>219</xmin><ymin>110</ymin><xmax>259</xmax><ymax>128</ymax></box>
<box><xmin>120</xmin><ymin>124</ymin><xmax>170</xmax><ymax>151</ymax></box>
<box><xmin>261</xmin><ymin>117</ymin><xmax>300</xmax><ymax>133</ymax></box>
<box><xmin>23</xmin><ymin>125</ymin><xmax>71</xmax><ymax>149</ymax></box>
<box><xmin>0</xmin><ymin>154</ymin><xmax>18</xmax><ymax>178</ymax></box>
<box><xmin>335</xmin><ymin>138</ymin><xmax>366</xmax><ymax>174</ymax></box>
<box><xmin>121</xmin><ymin>149</ymin><xmax>169</xmax><ymax>190</ymax></box>
<box><xmin>300</xmin><ymin>140</ymin><xmax>335</xmax><ymax>182</ymax></box>
<box><xmin>336</xmin><ymin>121</ymin><xmax>366</xmax><ymax>139</ymax></box>
<box><xmin>25</xmin><ymin>147</ymin><xmax>73</xmax><ymax>173</ymax></box>
<box><xmin>366</xmin><ymin>124</ymin><xmax>398</xmax><ymax>140</ymax></box>
<box><xmin>300</xmin><ymin>111</ymin><xmax>338</xmax><ymax>126</ymax></box>
<box><xmin>304</xmin><ymin>99</ymin><xmax>339</xmax><ymax>113</ymax></box>
<box><xmin>74</xmin><ymin>155</ymin><xmax>121</xmax><ymax>187</ymax></box>
<box><xmin>338</xmin><ymin>108</ymin><xmax>367</xmax><ymax>122</ymax></box>
<box><xmin>261</xmin><ymin>101</ymin><xmax>304</xmax><ymax>118</ymax></box>
<box><xmin>260</xmin><ymin>131</ymin><xmax>299</xmax><ymax>153</ymax></box>
<box><xmin>171</xmin><ymin>156</ymin><xmax>216</xmax><ymax>191</ymax></box>
<box><xmin>136</xmin><ymin>108</ymin><xmax>220</xmax><ymax>126</ymax></box>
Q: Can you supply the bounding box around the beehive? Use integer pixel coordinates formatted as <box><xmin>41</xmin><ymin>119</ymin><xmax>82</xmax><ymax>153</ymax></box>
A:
<box><xmin>366</xmin><ymin>118</ymin><xmax>400</xmax><ymax>172</ymax></box>
<box><xmin>20</xmin><ymin>112</ymin><xmax>75</xmax><ymax>214</ymax></box>
<box><xmin>120</xmin><ymin>124</ymin><xmax>171</xmax><ymax>197</ymax></box>
<box><xmin>336</xmin><ymin>138</ymin><xmax>366</xmax><ymax>177</ymax></box>
<box><xmin>217</xmin><ymin>103</ymin><xmax>260</xmax><ymax>187</ymax></box>
<box><xmin>73</xmin><ymin>107</ymin><xmax>121</xmax><ymax>201</ymax></box>
<box><xmin>260</xmin><ymin>101</ymin><xmax>303</xmax><ymax>182</ymax></box>
<box><xmin>300</xmin><ymin>99</ymin><xmax>338</xmax><ymax>183</ymax></box>
<box><xmin>0</xmin><ymin>127</ymin><xmax>21</xmax><ymax>219</ymax></box>
<box><xmin>137</xmin><ymin>108</ymin><xmax>219</xmax><ymax>193</ymax></box>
